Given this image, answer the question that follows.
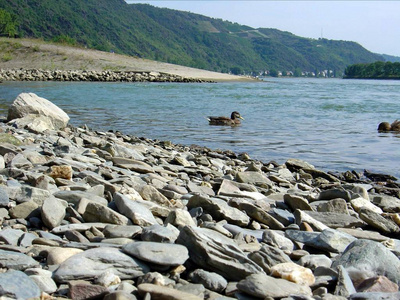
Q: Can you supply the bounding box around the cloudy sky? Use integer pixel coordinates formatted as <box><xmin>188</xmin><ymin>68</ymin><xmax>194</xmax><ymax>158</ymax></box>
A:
<box><xmin>125</xmin><ymin>1</ymin><xmax>400</xmax><ymax>57</ymax></box>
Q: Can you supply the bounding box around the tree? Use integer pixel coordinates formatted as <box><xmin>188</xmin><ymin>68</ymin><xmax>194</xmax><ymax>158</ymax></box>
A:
<box><xmin>230</xmin><ymin>66</ymin><xmax>242</xmax><ymax>75</ymax></box>
<box><xmin>269</xmin><ymin>69</ymin><xmax>279</xmax><ymax>77</ymax></box>
<box><xmin>0</xmin><ymin>9</ymin><xmax>18</xmax><ymax>37</ymax></box>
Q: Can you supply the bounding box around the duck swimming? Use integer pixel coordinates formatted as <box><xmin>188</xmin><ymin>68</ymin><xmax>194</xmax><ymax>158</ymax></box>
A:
<box><xmin>207</xmin><ymin>111</ymin><xmax>244</xmax><ymax>126</ymax></box>
<box><xmin>378</xmin><ymin>120</ymin><xmax>400</xmax><ymax>132</ymax></box>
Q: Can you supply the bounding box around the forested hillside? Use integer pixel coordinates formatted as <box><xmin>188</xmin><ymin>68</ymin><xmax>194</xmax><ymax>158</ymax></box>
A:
<box><xmin>0</xmin><ymin>0</ymin><xmax>389</xmax><ymax>76</ymax></box>
<box><xmin>344</xmin><ymin>61</ymin><xmax>400</xmax><ymax>79</ymax></box>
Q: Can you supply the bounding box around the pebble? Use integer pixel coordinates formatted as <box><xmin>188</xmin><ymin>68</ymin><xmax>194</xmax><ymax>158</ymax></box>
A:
<box><xmin>0</xmin><ymin>93</ymin><xmax>400</xmax><ymax>299</ymax></box>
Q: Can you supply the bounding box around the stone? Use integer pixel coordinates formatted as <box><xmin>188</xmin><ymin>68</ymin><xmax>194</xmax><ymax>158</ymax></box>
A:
<box><xmin>235</xmin><ymin>171</ymin><xmax>273</xmax><ymax>187</ymax></box>
<box><xmin>114</xmin><ymin>192</ymin><xmax>158</xmax><ymax>226</ymax></box>
<box><xmin>14</xmin><ymin>185</ymin><xmax>51</xmax><ymax>205</ymax></box>
<box><xmin>46</xmin><ymin>247</ymin><xmax>84</xmax><ymax>265</ymax></box>
<box><xmin>334</xmin><ymin>265</ymin><xmax>357</xmax><ymax>298</ymax></box>
<box><xmin>8</xmin><ymin>92</ymin><xmax>70</xmax><ymax>131</ymax></box>
<box><xmin>0</xmin><ymin>270</ymin><xmax>41</xmax><ymax>299</ymax></box>
<box><xmin>68</xmin><ymin>280</ymin><xmax>108</xmax><ymax>300</ymax></box>
<box><xmin>112</xmin><ymin>157</ymin><xmax>154</xmax><ymax>173</ymax></box>
<box><xmin>103</xmin><ymin>224</ymin><xmax>142</xmax><ymax>239</ymax></box>
<box><xmin>122</xmin><ymin>241</ymin><xmax>189</xmax><ymax>266</ymax></box>
<box><xmin>332</xmin><ymin>239</ymin><xmax>400</xmax><ymax>286</ymax></box>
<box><xmin>359</xmin><ymin>207</ymin><xmax>400</xmax><ymax>234</ymax></box>
<box><xmin>187</xmin><ymin>194</ymin><xmax>249</xmax><ymax>226</ymax></box>
<box><xmin>29</xmin><ymin>274</ymin><xmax>58</xmax><ymax>294</ymax></box>
<box><xmin>298</xmin><ymin>254</ymin><xmax>332</xmax><ymax>270</ymax></box>
<box><xmin>164</xmin><ymin>209</ymin><xmax>196</xmax><ymax>227</ymax></box>
<box><xmin>0</xmin><ymin>186</ymin><xmax>9</xmax><ymax>207</ymax></box>
<box><xmin>54</xmin><ymin>190</ymin><xmax>108</xmax><ymax>206</ymax></box>
<box><xmin>138</xmin><ymin>283</ymin><xmax>203</xmax><ymax>300</ymax></box>
<box><xmin>188</xmin><ymin>269</ymin><xmax>228</xmax><ymax>293</ymax></box>
<box><xmin>248</xmin><ymin>244</ymin><xmax>291</xmax><ymax>273</ymax></box>
<box><xmin>311</xmin><ymin>198</ymin><xmax>349</xmax><ymax>214</ymax></box>
<box><xmin>284</xmin><ymin>193</ymin><xmax>313</xmax><ymax>211</ymax></box>
<box><xmin>141</xmin><ymin>223</ymin><xmax>180</xmax><ymax>243</ymax></box>
<box><xmin>306</xmin><ymin>211</ymin><xmax>366</xmax><ymax>229</ymax></box>
<box><xmin>319</xmin><ymin>188</ymin><xmax>351</xmax><ymax>201</ymax></box>
<box><xmin>53</xmin><ymin>247</ymin><xmax>150</xmax><ymax>283</ymax></box>
<box><xmin>139</xmin><ymin>184</ymin><xmax>171</xmax><ymax>206</ymax></box>
<box><xmin>351</xmin><ymin>197</ymin><xmax>383</xmax><ymax>214</ymax></box>
<box><xmin>0</xmin><ymin>228</ymin><xmax>25</xmax><ymax>245</ymax></box>
<box><xmin>270</xmin><ymin>262</ymin><xmax>315</xmax><ymax>286</ymax></box>
<box><xmin>237</xmin><ymin>273</ymin><xmax>312</xmax><ymax>299</ymax></box>
<box><xmin>83</xmin><ymin>201</ymin><xmax>131</xmax><ymax>225</ymax></box>
<box><xmin>49</xmin><ymin>165</ymin><xmax>73</xmax><ymax>180</ymax></box>
<box><xmin>0</xmin><ymin>249</ymin><xmax>39</xmax><ymax>270</ymax></box>
<box><xmin>262</xmin><ymin>229</ymin><xmax>295</xmax><ymax>251</ymax></box>
<box><xmin>9</xmin><ymin>200</ymin><xmax>40</xmax><ymax>219</ymax></box>
<box><xmin>372</xmin><ymin>194</ymin><xmax>400</xmax><ymax>213</ymax></box>
<box><xmin>357</xmin><ymin>276</ymin><xmax>399</xmax><ymax>293</ymax></box>
<box><xmin>294</xmin><ymin>209</ymin><xmax>329</xmax><ymax>231</ymax></box>
<box><xmin>176</xmin><ymin>226</ymin><xmax>264</xmax><ymax>281</ymax></box>
<box><xmin>41</xmin><ymin>196</ymin><xmax>67</xmax><ymax>229</ymax></box>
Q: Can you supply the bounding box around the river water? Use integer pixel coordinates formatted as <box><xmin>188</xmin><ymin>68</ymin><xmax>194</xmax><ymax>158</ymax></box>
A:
<box><xmin>1</xmin><ymin>78</ymin><xmax>400</xmax><ymax>178</ymax></box>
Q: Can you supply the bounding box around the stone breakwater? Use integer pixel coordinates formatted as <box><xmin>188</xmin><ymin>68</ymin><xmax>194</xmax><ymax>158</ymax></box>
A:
<box><xmin>1</xmin><ymin>93</ymin><xmax>400</xmax><ymax>299</ymax></box>
<box><xmin>0</xmin><ymin>68</ymin><xmax>213</xmax><ymax>83</ymax></box>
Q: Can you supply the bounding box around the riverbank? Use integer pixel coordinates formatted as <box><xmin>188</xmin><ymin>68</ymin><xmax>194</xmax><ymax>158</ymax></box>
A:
<box><xmin>0</xmin><ymin>38</ymin><xmax>256</xmax><ymax>82</ymax></box>
<box><xmin>0</xmin><ymin>93</ymin><xmax>400</xmax><ymax>299</ymax></box>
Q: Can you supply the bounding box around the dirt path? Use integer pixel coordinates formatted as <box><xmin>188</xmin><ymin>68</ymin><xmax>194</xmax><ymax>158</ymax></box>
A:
<box><xmin>0</xmin><ymin>38</ymin><xmax>256</xmax><ymax>82</ymax></box>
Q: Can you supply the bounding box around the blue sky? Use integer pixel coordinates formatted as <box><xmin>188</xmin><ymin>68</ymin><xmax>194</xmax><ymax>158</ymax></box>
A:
<box><xmin>125</xmin><ymin>1</ymin><xmax>400</xmax><ymax>57</ymax></box>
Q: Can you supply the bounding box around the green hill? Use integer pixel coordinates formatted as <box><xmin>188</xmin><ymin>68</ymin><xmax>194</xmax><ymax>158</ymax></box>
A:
<box><xmin>0</xmin><ymin>0</ymin><xmax>388</xmax><ymax>76</ymax></box>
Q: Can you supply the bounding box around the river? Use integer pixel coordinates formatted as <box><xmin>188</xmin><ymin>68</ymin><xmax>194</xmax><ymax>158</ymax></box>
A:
<box><xmin>1</xmin><ymin>77</ymin><xmax>400</xmax><ymax>178</ymax></box>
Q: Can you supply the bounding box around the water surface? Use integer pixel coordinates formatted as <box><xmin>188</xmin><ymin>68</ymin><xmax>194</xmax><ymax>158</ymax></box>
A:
<box><xmin>1</xmin><ymin>78</ymin><xmax>399</xmax><ymax>178</ymax></box>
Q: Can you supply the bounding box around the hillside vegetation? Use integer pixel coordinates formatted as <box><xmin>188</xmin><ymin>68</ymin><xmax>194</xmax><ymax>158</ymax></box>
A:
<box><xmin>0</xmin><ymin>0</ymin><xmax>389</xmax><ymax>76</ymax></box>
<box><xmin>344</xmin><ymin>61</ymin><xmax>400</xmax><ymax>79</ymax></box>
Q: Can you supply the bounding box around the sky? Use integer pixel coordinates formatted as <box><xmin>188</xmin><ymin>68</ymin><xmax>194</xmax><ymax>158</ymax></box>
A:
<box><xmin>125</xmin><ymin>1</ymin><xmax>400</xmax><ymax>57</ymax></box>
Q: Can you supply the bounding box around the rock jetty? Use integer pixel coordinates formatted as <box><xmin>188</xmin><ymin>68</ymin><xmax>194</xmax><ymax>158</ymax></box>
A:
<box><xmin>0</xmin><ymin>69</ymin><xmax>213</xmax><ymax>83</ymax></box>
<box><xmin>1</xmin><ymin>92</ymin><xmax>400</xmax><ymax>299</ymax></box>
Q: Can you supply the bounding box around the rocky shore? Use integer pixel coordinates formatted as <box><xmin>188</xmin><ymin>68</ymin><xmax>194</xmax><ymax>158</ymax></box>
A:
<box><xmin>0</xmin><ymin>69</ymin><xmax>212</xmax><ymax>83</ymax></box>
<box><xmin>1</xmin><ymin>92</ymin><xmax>400</xmax><ymax>300</ymax></box>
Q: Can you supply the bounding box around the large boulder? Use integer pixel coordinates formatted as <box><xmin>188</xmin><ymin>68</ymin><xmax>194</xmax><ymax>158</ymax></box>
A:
<box><xmin>7</xmin><ymin>92</ymin><xmax>70</xmax><ymax>132</ymax></box>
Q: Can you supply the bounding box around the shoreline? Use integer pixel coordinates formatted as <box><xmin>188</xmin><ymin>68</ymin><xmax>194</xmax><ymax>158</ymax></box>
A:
<box><xmin>0</xmin><ymin>38</ymin><xmax>257</xmax><ymax>83</ymax></box>
<box><xmin>1</xmin><ymin>93</ymin><xmax>400</xmax><ymax>299</ymax></box>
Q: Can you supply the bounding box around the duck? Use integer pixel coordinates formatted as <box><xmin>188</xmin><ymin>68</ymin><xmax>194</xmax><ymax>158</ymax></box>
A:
<box><xmin>207</xmin><ymin>111</ymin><xmax>244</xmax><ymax>126</ymax></box>
<box><xmin>378</xmin><ymin>120</ymin><xmax>400</xmax><ymax>132</ymax></box>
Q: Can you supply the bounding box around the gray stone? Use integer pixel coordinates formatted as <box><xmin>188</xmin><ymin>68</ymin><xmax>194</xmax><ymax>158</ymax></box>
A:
<box><xmin>298</xmin><ymin>254</ymin><xmax>332</xmax><ymax>270</ymax></box>
<box><xmin>83</xmin><ymin>201</ymin><xmax>131</xmax><ymax>225</ymax></box>
<box><xmin>141</xmin><ymin>224</ymin><xmax>180</xmax><ymax>243</ymax></box>
<box><xmin>14</xmin><ymin>185</ymin><xmax>51</xmax><ymax>205</ymax></box>
<box><xmin>0</xmin><ymin>270</ymin><xmax>41</xmax><ymax>299</ymax></box>
<box><xmin>284</xmin><ymin>193</ymin><xmax>313</xmax><ymax>211</ymax></box>
<box><xmin>334</xmin><ymin>265</ymin><xmax>357</xmax><ymax>298</ymax></box>
<box><xmin>358</xmin><ymin>207</ymin><xmax>400</xmax><ymax>234</ymax></box>
<box><xmin>164</xmin><ymin>209</ymin><xmax>197</xmax><ymax>227</ymax></box>
<box><xmin>188</xmin><ymin>269</ymin><xmax>228</xmax><ymax>293</ymax></box>
<box><xmin>0</xmin><ymin>228</ymin><xmax>25</xmax><ymax>245</ymax></box>
<box><xmin>294</xmin><ymin>209</ymin><xmax>329</xmax><ymax>231</ymax></box>
<box><xmin>0</xmin><ymin>249</ymin><xmax>39</xmax><ymax>270</ymax></box>
<box><xmin>176</xmin><ymin>226</ymin><xmax>264</xmax><ymax>281</ymax></box>
<box><xmin>262</xmin><ymin>230</ymin><xmax>295</xmax><ymax>251</ymax></box>
<box><xmin>53</xmin><ymin>247</ymin><xmax>150</xmax><ymax>283</ymax></box>
<box><xmin>311</xmin><ymin>198</ymin><xmax>349</xmax><ymax>214</ymax></box>
<box><xmin>54</xmin><ymin>190</ymin><xmax>108</xmax><ymax>206</ymax></box>
<box><xmin>112</xmin><ymin>157</ymin><xmax>154</xmax><ymax>173</ymax></box>
<box><xmin>29</xmin><ymin>274</ymin><xmax>58</xmax><ymax>294</ymax></box>
<box><xmin>19</xmin><ymin>232</ymin><xmax>38</xmax><ymax>247</ymax></box>
<box><xmin>237</xmin><ymin>273</ymin><xmax>312</xmax><ymax>299</ymax></box>
<box><xmin>372</xmin><ymin>194</ymin><xmax>400</xmax><ymax>213</ymax></box>
<box><xmin>235</xmin><ymin>171</ymin><xmax>273</xmax><ymax>187</ymax></box>
<box><xmin>122</xmin><ymin>241</ymin><xmax>189</xmax><ymax>266</ymax></box>
<box><xmin>138</xmin><ymin>283</ymin><xmax>203</xmax><ymax>300</ymax></box>
<box><xmin>349</xmin><ymin>292</ymin><xmax>400</xmax><ymax>300</ymax></box>
<box><xmin>188</xmin><ymin>194</ymin><xmax>249</xmax><ymax>226</ymax></box>
<box><xmin>103</xmin><ymin>224</ymin><xmax>142</xmax><ymax>239</ymax></box>
<box><xmin>41</xmin><ymin>196</ymin><xmax>67</xmax><ymax>229</ymax></box>
<box><xmin>319</xmin><ymin>188</ymin><xmax>351</xmax><ymax>201</ymax></box>
<box><xmin>10</xmin><ymin>153</ymin><xmax>33</xmax><ymax>169</ymax></box>
<box><xmin>332</xmin><ymin>239</ymin><xmax>400</xmax><ymax>286</ymax></box>
<box><xmin>0</xmin><ymin>186</ymin><xmax>9</xmax><ymax>207</ymax></box>
<box><xmin>306</xmin><ymin>211</ymin><xmax>365</xmax><ymax>229</ymax></box>
<box><xmin>9</xmin><ymin>201</ymin><xmax>40</xmax><ymax>219</ymax></box>
<box><xmin>114</xmin><ymin>192</ymin><xmax>158</xmax><ymax>226</ymax></box>
<box><xmin>248</xmin><ymin>244</ymin><xmax>291</xmax><ymax>273</ymax></box>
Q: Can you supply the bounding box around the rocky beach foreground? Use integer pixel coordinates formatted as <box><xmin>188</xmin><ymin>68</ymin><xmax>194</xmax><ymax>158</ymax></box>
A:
<box><xmin>1</xmin><ymin>93</ymin><xmax>400</xmax><ymax>300</ymax></box>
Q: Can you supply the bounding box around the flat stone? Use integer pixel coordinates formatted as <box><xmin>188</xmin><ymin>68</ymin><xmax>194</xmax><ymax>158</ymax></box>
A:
<box><xmin>351</xmin><ymin>197</ymin><xmax>383</xmax><ymax>214</ymax></box>
<box><xmin>372</xmin><ymin>194</ymin><xmax>400</xmax><ymax>213</ymax></box>
<box><xmin>237</xmin><ymin>273</ymin><xmax>312</xmax><ymax>299</ymax></box>
<box><xmin>188</xmin><ymin>269</ymin><xmax>228</xmax><ymax>293</ymax></box>
<box><xmin>332</xmin><ymin>239</ymin><xmax>400</xmax><ymax>286</ymax></box>
<box><xmin>41</xmin><ymin>196</ymin><xmax>67</xmax><ymax>229</ymax></box>
<box><xmin>53</xmin><ymin>247</ymin><xmax>150</xmax><ymax>283</ymax></box>
<box><xmin>357</xmin><ymin>276</ymin><xmax>399</xmax><ymax>293</ymax></box>
<box><xmin>270</xmin><ymin>262</ymin><xmax>315</xmax><ymax>286</ymax></box>
<box><xmin>122</xmin><ymin>241</ymin><xmax>189</xmax><ymax>266</ymax></box>
<box><xmin>306</xmin><ymin>211</ymin><xmax>366</xmax><ymax>229</ymax></box>
<box><xmin>83</xmin><ymin>201</ymin><xmax>131</xmax><ymax>225</ymax></box>
<box><xmin>164</xmin><ymin>209</ymin><xmax>197</xmax><ymax>227</ymax></box>
<box><xmin>0</xmin><ymin>228</ymin><xmax>25</xmax><ymax>245</ymax></box>
<box><xmin>0</xmin><ymin>186</ymin><xmax>9</xmax><ymax>207</ymax></box>
<box><xmin>0</xmin><ymin>249</ymin><xmax>39</xmax><ymax>270</ymax></box>
<box><xmin>141</xmin><ymin>224</ymin><xmax>180</xmax><ymax>243</ymax></box>
<box><xmin>54</xmin><ymin>190</ymin><xmax>108</xmax><ymax>206</ymax></box>
<box><xmin>248</xmin><ymin>244</ymin><xmax>291</xmax><ymax>273</ymax></box>
<box><xmin>46</xmin><ymin>247</ymin><xmax>84</xmax><ymax>265</ymax></box>
<box><xmin>284</xmin><ymin>193</ymin><xmax>313</xmax><ymax>211</ymax></box>
<box><xmin>138</xmin><ymin>283</ymin><xmax>203</xmax><ymax>300</ymax></box>
<box><xmin>112</xmin><ymin>157</ymin><xmax>154</xmax><ymax>173</ymax></box>
<box><xmin>188</xmin><ymin>194</ymin><xmax>249</xmax><ymax>227</ymax></box>
<box><xmin>9</xmin><ymin>201</ymin><xmax>40</xmax><ymax>219</ymax></box>
<box><xmin>358</xmin><ymin>207</ymin><xmax>399</xmax><ymax>234</ymax></box>
<box><xmin>114</xmin><ymin>192</ymin><xmax>158</xmax><ymax>226</ymax></box>
<box><xmin>0</xmin><ymin>270</ymin><xmax>41</xmax><ymax>299</ymax></box>
<box><xmin>103</xmin><ymin>224</ymin><xmax>142</xmax><ymax>239</ymax></box>
<box><xmin>176</xmin><ymin>226</ymin><xmax>264</xmax><ymax>281</ymax></box>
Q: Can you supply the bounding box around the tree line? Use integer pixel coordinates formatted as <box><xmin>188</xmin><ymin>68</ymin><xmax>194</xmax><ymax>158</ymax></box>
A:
<box><xmin>344</xmin><ymin>61</ymin><xmax>400</xmax><ymax>79</ymax></box>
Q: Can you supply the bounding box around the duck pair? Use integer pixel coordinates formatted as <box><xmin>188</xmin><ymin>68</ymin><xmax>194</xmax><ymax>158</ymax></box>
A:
<box><xmin>378</xmin><ymin>120</ymin><xmax>400</xmax><ymax>132</ymax></box>
<box><xmin>207</xmin><ymin>111</ymin><xmax>244</xmax><ymax>126</ymax></box>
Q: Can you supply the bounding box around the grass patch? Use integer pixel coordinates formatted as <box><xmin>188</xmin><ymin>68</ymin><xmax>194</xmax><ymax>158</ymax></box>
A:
<box><xmin>1</xmin><ymin>52</ymin><xmax>13</xmax><ymax>62</ymax></box>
